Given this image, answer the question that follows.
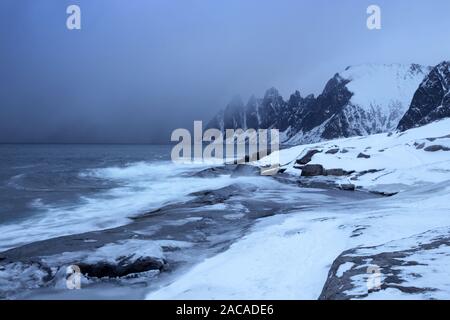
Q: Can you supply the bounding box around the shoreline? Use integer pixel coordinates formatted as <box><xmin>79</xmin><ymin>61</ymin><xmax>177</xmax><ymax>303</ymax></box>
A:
<box><xmin>0</xmin><ymin>165</ymin><xmax>377</xmax><ymax>299</ymax></box>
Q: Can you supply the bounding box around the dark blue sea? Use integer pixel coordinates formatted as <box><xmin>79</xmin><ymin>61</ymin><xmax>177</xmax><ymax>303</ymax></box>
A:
<box><xmin>0</xmin><ymin>144</ymin><xmax>232</xmax><ymax>251</ymax></box>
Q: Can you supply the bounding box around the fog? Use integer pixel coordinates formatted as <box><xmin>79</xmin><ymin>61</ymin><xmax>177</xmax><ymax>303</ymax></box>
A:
<box><xmin>1</xmin><ymin>0</ymin><xmax>450</xmax><ymax>143</ymax></box>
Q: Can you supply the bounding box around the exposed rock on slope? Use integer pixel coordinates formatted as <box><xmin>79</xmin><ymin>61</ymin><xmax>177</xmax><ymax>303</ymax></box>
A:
<box><xmin>398</xmin><ymin>61</ymin><xmax>450</xmax><ymax>131</ymax></box>
<box><xmin>208</xmin><ymin>64</ymin><xmax>429</xmax><ymax>144</ymax></box>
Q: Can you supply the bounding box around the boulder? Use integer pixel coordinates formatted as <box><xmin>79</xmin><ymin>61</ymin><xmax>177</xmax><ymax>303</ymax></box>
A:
<box><xmin>326</xmin><ymin>148</ymin><xmax>339</xmax><ymax>155</ymax></box>
<box><xmin>357</xmin><ymin>153</ymin><xmax>370</xmax><ymax>159</ymax></box>
<box><xmin>78</xmin><ymin>256</ymin><xmax>166</xmax><ymax>279</ymax></box>
<box><xmin>339</xmin><ymin>184</ymin><xmax>356</xmax><ymax>191</ymax></box>
<box><xmin>301</xmin><ymin>164</ymin><xmax>325</xmax><ymax>177</ymax></box>
<box><xmin>424</xmin><ymin>145</ymin><xmax>450</xmax><ymax>152</ymax></box>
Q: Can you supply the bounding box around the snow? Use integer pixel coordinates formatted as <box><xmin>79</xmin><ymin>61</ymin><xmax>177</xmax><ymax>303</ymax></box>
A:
<box><xmin>146</xmin><ymin>119</ymin><xmax>450</xmax><ymax>300</ymax></box>
<box><xmin>336</xmin><ymin>262</ymin><xmax>354</xmax><ymax>278</ymax></box>
<box><xmin>340</xmin><ymin>64</ymin><xmax>427</xmax><ymax>117</ymax></box>
<box><xmin>258</xmin><ymin>118</ymin><xmax>450</xmax><ymax>193</ymax></box>
<box><xmin>285</xmin><ymin>64</ymin><xmax>429</xmax><ymax>144</ymax></box>
<box><xmin>147</xmin><ymin>212</ymin><xmax>351</xmax><ymax>300</ymax></box>
<box><xmin>146</xmin><ymin>179</ymin><xmax>450</xmax><ymax>300</ymax></box>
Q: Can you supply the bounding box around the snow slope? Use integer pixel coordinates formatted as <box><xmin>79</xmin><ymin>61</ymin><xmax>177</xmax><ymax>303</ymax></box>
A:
<box><xmin>260</xmin><ymin>118</ymin><xmax>450</xmax><ymax>193</ymax></box>
<box><xmin>147</xmin><ymin>119</ymin><xmax>450</xmax><ymax>300</ymax></box>
<box><xmin>341</xmin><ymin>64</ymin><xmax>426</xmax><ymax>118</ymax></box>
<box><xmin>146</xmin><ymin>180</ymin><xmax>450</xmax><ymax>300</ymax></box>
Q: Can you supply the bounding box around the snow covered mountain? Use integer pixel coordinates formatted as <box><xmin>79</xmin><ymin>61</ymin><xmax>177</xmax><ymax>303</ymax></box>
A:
<box><xmin>398</xmin><ymin>61</ymin><xmax>450</xmax><ymax>131</ymax></box>
<box><xmin>207</xmin><ymin>64</ymin><xmax>430</xmax><ymax>144</ymax></box>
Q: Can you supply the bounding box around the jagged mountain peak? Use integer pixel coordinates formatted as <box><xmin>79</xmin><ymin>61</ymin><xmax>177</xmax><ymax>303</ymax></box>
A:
<box><xmin>207</xmin><ymin>62</ymin><xmax>434</xmax><ymax>145</ymax></box>
<box><xmin>398</xmin><ymin>60</ymin><xmax>450</xmax><ymax>131</ymax></box>
<box><xmin>263</xmin><ymin>87</ymin><xmax>282</xmax><ymax>99</ymax></box>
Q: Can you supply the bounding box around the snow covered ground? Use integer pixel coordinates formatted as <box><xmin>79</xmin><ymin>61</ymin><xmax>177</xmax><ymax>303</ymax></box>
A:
<box><xmin>147</xmin><ymin>119</ymin><xmax>450</xmax><ymax>300</ymax></box>
<box><xmin>261</xmin><ymin>118</ymin><xmax>450</xmax><ymax>194</ymax></box>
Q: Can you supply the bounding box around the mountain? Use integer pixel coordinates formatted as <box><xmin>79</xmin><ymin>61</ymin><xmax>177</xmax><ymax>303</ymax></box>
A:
<box><xmin>398</xmin><ymin>61</ymin><xmax>450</xmax><ymax>131</ymax></box>
<box><xmin>207</xmin><ymin>64</ymin><xmax>429</xmax><ymax>144</ymax></box>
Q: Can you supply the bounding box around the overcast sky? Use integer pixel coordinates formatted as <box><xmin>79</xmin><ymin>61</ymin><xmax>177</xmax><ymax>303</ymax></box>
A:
<box><xmin>1</xmin><ymin>0</ymin><xmax>450</xmax><ymax>143</ymax></box>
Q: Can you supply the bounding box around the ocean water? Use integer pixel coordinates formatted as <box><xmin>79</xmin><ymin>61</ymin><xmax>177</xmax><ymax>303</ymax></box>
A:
<box><xmin>0</xmin><ymin>144</ymin><xmax>236</xmax><ymax>251</ymax></box>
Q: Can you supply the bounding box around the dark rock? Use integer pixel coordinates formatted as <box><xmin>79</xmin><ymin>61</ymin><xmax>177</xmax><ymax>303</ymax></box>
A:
<box><xmin>326</xmin><ymin>148</ymin><xmax>340</xmax><ymax>155</ymax></box>
<box><xmin>191</xmin><ymin>166</ymin><xmax>235</xmax><ymax>178</ymax></box>
<box><xmin>359</xmin><ymin>169</ymin><xmax>382</xmax><ymax>175</ymax></box>
<box><xmin>300</xmin><ymin>164</ymin><xmax>325</xmax><ymax>177</ymax></box>
<box><xmin>414</xmin><ymin>142</ymin><xmax>425</xmax><ymax>149</ymax></box>
<box><xmin>339</xmin><ymin>184</ymin><xmax>356</xmax><ymax>191</ymax></box>
<box><xmin>325</xmin><ymin>169</ymin><xmax>348</xmax><ymax>176</ymax></box>
<box><xmin>296</xmin><ymin>149</ymin><xmax>322</xmax><ymax>165</ymax></box>
<box><xmin>398</xmin><ymin>61</ymin><xmax>450</xmax><ymax>131</ymax></box>
<box><xmin>370</xmin><ymin>191</ymin><xmax>398</xmax><ymax>197</ymax></box>
<box><xmin>189</xmin><ymin>184</ymin><xmax>256</xmax><ymax>206</ymax></box>
<box><xmin>230</xmin><ymin>164</ymin><xmax>261</xmax><ymax>177</ymax></box>
<box><xmin>350</xmin><ymin>169</ymin><xmax>382</xmax><ymax>181</ymax></box>
<box><xmin>424</xmin><ymin>134</ymin><xmax>450</xmax><ymax>143</ymax></box>
<box><xmin>341</xmin><ymin>149</ymin><xmax>349</xmax><ymax>154</ymax></box>
<box><xmin>78</xmin><ymin>256</ymin><xmax>166</xmax><ymax>279</ymax></box>
<box><xmin>319</xmin><ymin>231</ymin><xmax>450</xmax><ymax>300</ymax></box>
<box><xmin>209</xmin><ymin>65</ymin><xmax>426</xmax><ymax>145</ymax></box>
<box><xmin>424</xmin><ymin>145</ymin><xmax>450</xmax><ymax>152</ymax></box>
<box><xmin>357</xmin><ymin>153</ymin><xmax>370</xmax><ymax>159</ymax></box>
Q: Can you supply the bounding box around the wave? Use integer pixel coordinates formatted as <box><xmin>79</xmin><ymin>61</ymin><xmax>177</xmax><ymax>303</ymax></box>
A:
<box><xmin>0</xmin><ymin>161</ymin><xmax>262</xmax><ymax>251</ymax></box>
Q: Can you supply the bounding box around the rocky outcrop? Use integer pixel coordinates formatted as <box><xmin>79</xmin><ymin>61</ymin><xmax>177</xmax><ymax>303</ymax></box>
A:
<box><xmin>78</xmin><ymin>257</ymin><xmax>166</xmax><ymax>279</ymax></box>
<box><xmin>357</xmin><ymin>153</ymin><xmax>371</xmax><ymax>159</ymax></box>
<box><xmin>398</xmin><ymin>61</ymin><xmax>450</xmax><ymax>131</ymax></box>
<box><xmin>296</xmin><ymin>149</ymin><xmax>322</xmax><ymax>165</ymax></box>
<box><xmin>300</xmin><ymin>164</ymin><xmax>325</xmax><ymax>177</ymax></box>
<box><xmin>424</xmin><ymin>145</ymin><xmax>450</xmax><ymax>152</ymax></box>
<box><xmin>339</xmin><ymin>184</ymin><xmax>356</xmax><ymax>191</ymax></box>
<box><xmin>320</xmin><ymin>229</ymin><xmax>450</xmax><ymax>300</ymax></box>
<box><xmin>208</xmin><ymin>64</ymin><xmax>429</xmax><ymax>145</ymax></box>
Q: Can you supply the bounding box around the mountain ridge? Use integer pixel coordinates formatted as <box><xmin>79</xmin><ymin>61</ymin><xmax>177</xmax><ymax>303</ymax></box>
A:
<box><xmin>207</xmin><ymin>63</ymin><xmax>433</xmax><ymax>144</ymax></box>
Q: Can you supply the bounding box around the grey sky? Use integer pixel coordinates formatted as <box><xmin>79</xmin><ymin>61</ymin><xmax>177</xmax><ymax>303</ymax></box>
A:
<box><xmin>1</xmin><ymin>0</ymin><xmax>449</xmax><ymax>143</ymax></box>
